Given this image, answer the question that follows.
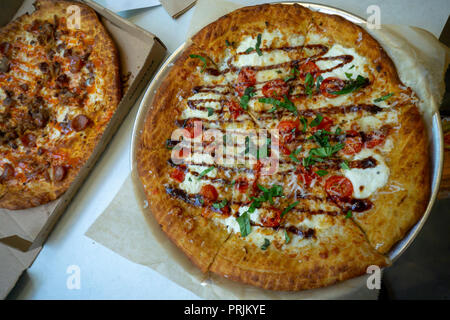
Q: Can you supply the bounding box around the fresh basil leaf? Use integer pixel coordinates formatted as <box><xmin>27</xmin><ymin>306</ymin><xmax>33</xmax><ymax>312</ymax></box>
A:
<box><xmin>213</xmin><ymin>199</ymin><xmax>228</xmax><ymax>209</ymax></box>
<box><xmin>331</xmin><ymin>75</ymin><xmax>369</xmax><ymax>95</ymax></box>
<box><xmin>281</xmin><ymin>201</ymin><xmax>299</xmax><ymax>217</ymax></box>
<box><xmin>258</xmin><ymin>95</ymin><xmax>297</xmax><ymax>115</ymax></box>
<box><xmin>207</xmin><ymin>107</ymin><xmax>214</xmax><ymax>117</ymax></box>
<box><xmin>340</xmin><ymin>160</ymin><xmax>350</xmax><ymax>170</ymax></box>
<box><xmin>236</xmin><ymin>212</ymin><xmax>251</xmax><ymax>237</ymax></box>
<box><xmin>305</xmin><ymin>73</ymin><xmax>314</xmax><ymax>97</ymax></box>
<box><xmin>240</xmin><ymin>86</ymin><xmax>255</xmax><ymax>110</ymax></box>
<box><xmin>285</xmin><ymin>230</ymin><xmax>291</xmax><ymax>244</ymax></box>
<box><xmin>315</xmin><ymin>75</ymin><xmax>324</xmax><ymax>91</ymax></box>
<box><xmin>374</xmin><ymin>93</ymin><xmax>394</xmax><ymax>103</ymax></box>
<box><xmin>255</xmin><ymin>33</ymin><xmax>263</xmax><ymax>56</ymax></box>
<box><xmin>289</xmin><ymin>153</ymin><xmax>300</xmax><ymax>163</ymax></box>
<box><xmin>197</xmin><ymin>166</ymin><xmax>214</xmax><ymax>179</ymax></box>
<box><xmin>261</xmin><ymin>238</ymin><xmax>270</xmax><ymax>250</ymax></box>
<box><xmin>300</xmin><ymin>117</ymin><xmax>308</xmax><ymax>133</ymax></box>
<box><xmin>310</xmin><ymin>113</ymin><xmax>323</xmax><ymax>127</ymax></box>
<box><xmin>315</xmin><ymin>170</ymin><xmax>328</xmax><ymax>177</ymax></box>
<box><xmin>189</xmin><ymin>54</ymin><xmax>207</xmax><ymax>73</ymax></box>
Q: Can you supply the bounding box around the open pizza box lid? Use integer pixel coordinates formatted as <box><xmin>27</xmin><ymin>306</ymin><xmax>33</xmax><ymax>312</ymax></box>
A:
<box><xmin>0</xmin><ymin>0</ymin><xmax>167</xmax><ymax>299</ymax></box>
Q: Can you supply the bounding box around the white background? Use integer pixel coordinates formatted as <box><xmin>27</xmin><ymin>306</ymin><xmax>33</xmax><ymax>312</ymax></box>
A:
<box><xmin>7</xmin><ymin>0</ymin><xmax>450</xmax><ymax>299</ymax></box>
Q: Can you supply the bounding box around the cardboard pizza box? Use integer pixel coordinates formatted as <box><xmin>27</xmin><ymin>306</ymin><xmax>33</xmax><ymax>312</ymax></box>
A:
<box><xmin>0</xmin><ymin>0</ymin><xmax>167</xmax><ymax>299</ymax></box>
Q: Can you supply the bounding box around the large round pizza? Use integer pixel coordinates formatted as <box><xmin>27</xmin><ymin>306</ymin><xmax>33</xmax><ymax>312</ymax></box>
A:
<box><xmin>136</xmin><ymin>4</ymin><xmax>430</xmax><ymax>290</ymax></box>
<box><xmin>0</xmin><ymin>0</ymin><xmax>120</xmax><ymax>209</ymax></box>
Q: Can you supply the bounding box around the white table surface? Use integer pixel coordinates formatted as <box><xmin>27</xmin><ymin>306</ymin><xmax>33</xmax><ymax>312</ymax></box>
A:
<box><xmin>8</xmin><ymin>0</ymin><xmax>449</xmax><ymax>299</ymax></box>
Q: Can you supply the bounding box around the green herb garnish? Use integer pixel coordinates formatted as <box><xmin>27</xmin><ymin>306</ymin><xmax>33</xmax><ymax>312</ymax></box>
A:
<box><xmin>236</xmin><ymin>212</ymin><xmax>251</xmax><ymax>237</ymax></box>
<box><xmin>189</xmin><ymin>54</ymin><xmax>207</xmax><ymax>73</ymax></box>
<box><xmin>340</xmin><ymin>160</ymin><xmax>350</xmax><ymax>170</ymax></box>
<box><xmin>261</xmin><ymin>238</ymin><xmax>271</xmax><ymax>250</ymax></box>
<box><xmin>304</xmin><ymin>73</ymin><xmax>314</xmax><ymax>97</ymax></box>
<box><xmin>255</xmin><ymin>33</ymin><xmax>262</xmax><ymax>56</ymax></box>
<box><xmin>245</xmin><ymin>47</ymin><xmax>254</xmax><ymax>54</ymax></box>
<box><xmin>240</xmin><ymin>86</ymin><xmax>255</xmax><ymax>110</ymax></box>
<box><xmin>197</xmin><ymin>166</ymin><xmax>215</xmax><ymax>180</ymax></box>
<box><xmin>331</xmin><ymin>75</ymin><xmax>369</xmax><ymax>95</ymax></box>
<box><xmin>207</xmin><ymin>107</ymin><xmax>214</xmax><ymax>117</ymax></box>
<box><xmin>310</xmin><ymin>113</ymin><xmax>323</xmax><ymax>127</ymax></box>
<box><xmin>285</xmin><ymin>230</ymin><xmax>291</xmax><ymax>244</ymax></box>
<box><xmin>345</xmin><ymin>210</ymin><xmax>353</xmax><ymax>219</ymax></box>
<box><xmin>213</xmin><ymin>199</ymin><xmax>228</xmax><ymax>210</ymax></box>
<box><xmin>281</xmin><ymin>201</ymin><xmax>299</xmax><ymax>217</ymax></box>
<box><xmin>315</xmin><ymin>170</ymin><xmax>328</xmax><ymax>177</ymax></box>
<box><xmin>258</xmin><ymin>95</ymin><xmax>298</xmax><ymax>115</ymax></box>
<box><xmin>374</xmin><ymin>93</ymin><xmax>394</xmax><ymax>103</ymax></box>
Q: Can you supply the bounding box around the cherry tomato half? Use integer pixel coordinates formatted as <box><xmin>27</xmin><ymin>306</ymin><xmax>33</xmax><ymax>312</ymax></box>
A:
<box><xmin>200</xmin><ymin>184</ymin><xmax>219</xmax><ymax>204</ymax></box>
<box><xmin>235</xmin><ymin>67</ymin><xmax>256</xmax><ymax>97</ymax></box>
<box><xmin>343</xmin><ymin>130</ymin><xmax>363</xmax><ymax>155</ymax></box>
<box><xmin>262</xmin><ymin>79</ymin><xmax>289</xmax><ymax>99</ymax></box>
<box><xmin>170</xmin><ymin>167</ymin><xmax>185</xmax><ymax>183</ymax></box>
<box><xmin>319</xmin><ymin>77</ymin><xmax>345</xmax><ymax>98</ymax></box>
<box><xmin>325</xmin><ymin>175</ymin><xmax>353</xmax><ymax>200</ymax></box>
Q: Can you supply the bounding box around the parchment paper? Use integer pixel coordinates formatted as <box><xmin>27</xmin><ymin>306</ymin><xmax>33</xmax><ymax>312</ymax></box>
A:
<box><xmin>86</xmin><ymin>0</ymin><xmax>449</xmax><ymax>300</ymax></box>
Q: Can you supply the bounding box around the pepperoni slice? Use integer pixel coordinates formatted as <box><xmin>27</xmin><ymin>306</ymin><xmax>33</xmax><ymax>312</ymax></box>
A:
<box><xmin>260</xmin><ymin>208</ymin><xmax>282</xmax><ymax>227</ymax></box>
<box><xmin>298</xmin><ymin>61</ymin><xmax>320</xmax><ymax>79</ymax></box>
<box><xmin>225</xmin><ymin>100</ymin><xmax>243</xmax><ymax>120</ymax></box>
<box><xmin>235</xmin><ymin>177</ymin><xmax>249</xmax><ymax>193</ymax></box>
<box><xmin>325</xmin><ymin>175</ymin><xmax>353</xmax><ymax>201</ymax></box>
<box><xmin>235</xmin><ymin>67</ymin><xmax>256</xmax><ymax>97</ymax></box>
<box><xmin>320</xmin><ymin>77</ymin><xmax>345</xmax><ymax>98</ymax></box>
<box><xmin>170</xmin><ymin>167</ymin><xmax>185</xmax><ymax>183</ymax></box>
<box><xmin>343</xmin><ymin>130</ymin><xmax>363</xmax><ymax>155</ymax></box>
<box><xmin>277</xmin><ymin>120</ymin><xmax>299</xmax><ymax>143</ymax></box>
<box><xmin>200</xmin><ymin>184</ymin><xmax>218</xmax><ymax>204</ymax></box>
<box><xmin>365</xmin><ymin>131</ymin><xmax>386</xmax><ymax>149</ymax></box>
<box><xmin>262</xmin><ymin>79</ymin><xmax>289</xmax><ymax>99</ymax></box>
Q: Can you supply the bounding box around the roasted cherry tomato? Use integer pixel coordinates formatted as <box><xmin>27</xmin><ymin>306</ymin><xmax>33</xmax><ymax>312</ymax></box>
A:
<box><xmin>319</xmin><ymin>77</ymin><xmax>345</xmax><ymax>98</ymax></box>
<box><xmin>311</xmin><ymin>116</ymin><xmax>334</xmax><ymax>133</ymax></box>
<box><xmin>325</xmin><ymin>175</ymin><xmax>353</xmax><ymax>201</ymax></box>
<box><xmin>226</xmin><ymin>100</ymin><xmax>243</xmax><ymax>120</ymax></box>
<box><xmin>298</xmin><ymin>61</ymin><xmax>320</xmax><ymax>79</ymax></box>
<box><xmin>343</xmin><ymin>130</ymin><xmax>363</xmax><ymax>155</ymax></box>
<box><xmin>200</xmin><ymin>184</ymin><xmax>218</xmax><ymax>203</ymax></box>
<box><xmin>365</xmin><ymin>131</ymin><xmax>386</xmax><ymax>149</ymax></box>
<box><xmin>235</xmin><ymin>177</ymin><xmax>249</xmax><ymax>193</ymax></box>
<box><xmin>277</xmin><ymin>120</ymin><xmax>299</xmax><ymax>143</ymax></box>
<box><xmin>184</xmin><ymin>119</ymin><xmax>202</xmax><ymax>139</ymax></box>
<box><xmin>170</xmin><ymin>167</ymin><xmax>185</xmax><ymax>183</ymax></box>
<box><xmin>235</xmin><ymin>67</ymin><xmax>256</xmax><ymax>97</ymax></box>
<box><xmin>260</xmin><ymin>208</ymin><xmax>282</xmax><ymax>227</ymax></box>
<box><xmin>297</xmin><ymin>165</ymin><xmax>320</xmax><ymax>188</ymax></box>
<box><xmin>262</xmin><ymin>79</ymin><xmax>289</xmax><ymax>99</ymax></box>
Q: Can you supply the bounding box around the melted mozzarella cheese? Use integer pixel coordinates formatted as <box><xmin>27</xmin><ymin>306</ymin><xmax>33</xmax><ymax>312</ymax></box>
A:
<box><xmin>344</xmin><ymin>150</ymin><xmax>390</xmax><ymax>199</ymax></box>
<box><xmin>316</xmin><ymin>44</ymin><xmax>369</xmax><ymax>80</ymax></box>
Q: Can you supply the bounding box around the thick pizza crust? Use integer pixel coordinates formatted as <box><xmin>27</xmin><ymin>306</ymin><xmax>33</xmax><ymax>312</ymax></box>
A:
<box><xmin>136</xmin><ymin>4</ymin><xmax>430</xmax><ymax>291</ymax></box>
<box><xmin>0</xmin><ymin>0</ymin><xmax>121</xmax><ymax>209</ymax></box>
<box><xmin>352</xmin><ymin>104</ymin><xmax>431</xmax><ymax>253</ymax></box>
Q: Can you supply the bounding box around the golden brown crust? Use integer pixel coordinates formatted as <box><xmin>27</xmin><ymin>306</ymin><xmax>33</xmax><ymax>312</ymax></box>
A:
<box><xmin>352</xmin><ymin>104</ymin><xmax>431</xmax><ymax>253</ymax></box>
<box><xmin>0</xmin><ymin>0</ymin><xmax>121</xmax><ymax>209</ymax></box>
<box><xmin>136</xmin><ymin>3</ymin><xmax>430</xmax><ymax>291</ymax></box>
<box><xmin>210</xmin><ymin>216</ymin><xmax>387</xmax><ymax>291</ymax></box>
